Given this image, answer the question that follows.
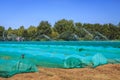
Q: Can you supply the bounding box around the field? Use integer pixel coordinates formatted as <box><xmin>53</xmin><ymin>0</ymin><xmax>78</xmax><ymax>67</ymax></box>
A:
<box><xmin>0</xmin><ymin>64</ymin><xmax>120</xmax><ymax>80</ymax></box>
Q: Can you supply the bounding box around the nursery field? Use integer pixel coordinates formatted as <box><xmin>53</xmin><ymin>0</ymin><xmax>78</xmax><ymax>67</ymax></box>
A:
<box><xmin>0</xmin><ymin>41</ymin><xmax>120</xmax><ymax>78</ymax></box>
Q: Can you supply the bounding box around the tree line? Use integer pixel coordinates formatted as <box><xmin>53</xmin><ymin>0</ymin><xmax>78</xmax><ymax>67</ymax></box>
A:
<box><xmin>0</xmin><ymin>19</ymin><xmax>120</xmax><ymax>41</ymax></box>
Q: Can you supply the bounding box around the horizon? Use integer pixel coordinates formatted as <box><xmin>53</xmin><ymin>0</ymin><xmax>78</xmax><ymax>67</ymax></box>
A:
<box><xmin>0</xmin><ymin>0</ymin><xmax>120</xmax><ymax>29</ymax></box>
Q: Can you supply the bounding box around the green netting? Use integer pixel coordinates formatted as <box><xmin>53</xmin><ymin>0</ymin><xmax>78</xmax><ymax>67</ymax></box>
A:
<box><xmin>0</xmin><ymin>59</ymin><xmax>38</xmax><ymax>78</ymax></box>
<box><xmin>0</xmin><ymin>41</ymin><xmax>120</xmax><ymax>74</ymax></box>
<box><xmin>63</xmin><ymin>53</ymin><xmax>108</xmax><ymax>68</ymax></box>
<box><xmin>92</xmin><ymin>53</ymin><xmax>107</xmax><ymax>67</ymax></box>
<box><xmin>64</xmin><ymin>55</ymin><xmax>82</xmax><ymax>68</ymax></box>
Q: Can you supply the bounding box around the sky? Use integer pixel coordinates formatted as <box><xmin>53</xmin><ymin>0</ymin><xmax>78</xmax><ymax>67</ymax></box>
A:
<box><xmin>0</xmin><ymin>0</ymin><xmax>120</xmax><ymax>29</ymax></box>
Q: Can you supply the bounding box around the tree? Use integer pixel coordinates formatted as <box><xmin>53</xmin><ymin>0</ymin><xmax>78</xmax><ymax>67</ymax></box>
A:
<box><xmin>74</xmin><ymin>22</ymin><xmax>83</xmax><ymax>37</ymax></box>
<box><xmin>50</xmin><ymin>28</ymin><xmax>59</xmax><ymax>39</ymax></box>
<box><xmin>83</xmin><ymin>23</ymin><xmax>94</xmax><ymax>31</ymax></box>
<box><xmin>37</xmin><ymin>21</ymin><xmax>52</xmax><ymax>36</ymax></box>
<box><xmin>0</xmin><ymin>26</ymin><xmax>5</xmax><ymax>40</ymax></box>
<box><xmin>7</xmin><ymin>27</ymin><xmax>17</xmax><ymax>41</ymax></box>
<box><xmin>27</xmin><ymin>26</ymin><xmax>37</xmax><ymax>40</ymax></box>
<box><xmin>7</xmin><ymin>27</ymin><xmax>13</xmax><ymax>35</ymax></box>
<box><xmin>22</xmin><ymin>29</ymin><xmax>28</xmax><ymax>40</ymax></box>
<box><xmin>1</xmin><ymin>19</ymin><xmax>120</xmax><ymax>41</ymax></box>
<box><xmin>0</xmin><ymin>26</ymin><xmax>4</xmax><ymax>36</ymax></box>
<box><xmin>93</xmin><ymin>23</ymin><xmax>102</xmax><ymax>32</ymax></box>
<box><xmin>108</xmin><ymin>23</ymin><xmax>119</xmax><ymax>40</ymax></box>
<box><xmin>75</xmin><ymin>22</ymin><xmax>82</xmax><ymax>28</ymax></box>
<box><xmin>54</xmin><ymin>19</ymin><xmax>75</xmax><ymax>34</ymax></box>
<box><xmin>100</xmin><ymin>24</ymin><xmax>110</xmax><ymax>39</ymax></box>
<box><xmin>17</xmin><ymin>26</ymin><xmax>25</xmax><ymax>37</ymax></box>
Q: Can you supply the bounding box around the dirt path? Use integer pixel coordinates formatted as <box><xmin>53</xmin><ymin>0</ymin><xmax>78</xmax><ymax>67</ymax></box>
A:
<box><xmin>0</xmin><ymin>64</ymin><xmax>120</xmax><ymax>80</ymax></box>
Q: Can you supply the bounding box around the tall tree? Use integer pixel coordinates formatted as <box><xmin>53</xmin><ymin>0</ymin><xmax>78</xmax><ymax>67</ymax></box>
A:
<box><xmin>22</xmin><ymin>29</ymin><xmax>28</xmax><ymax>40</ymax></box>
<box><xmin>37</xmin><ymin>21</ymin><xmax>52</xmax><ymax>36</ymax></box>
<box><xmin>108</xmin><ymin>23</ymin><xmax>119</xmax><ymax>40</ymax></box>
<box><xmin>7</xmin><ymin>27</ymin><xmax>13</xmax><ymax>35</ymax></box>
<box><xmin>74</xmin><ymin>22</ymin><xmax>83</xmax><ymax>37</ymax></box>
<box><xmin>54</xmin><ymin>19</ymin><xmax>75</xmax><ymax>34</ymax></box>
<box><xmin>17</xmin><ymin>26</ymin><xmax>25</xmax><ymax>37</ymax></box>
<box><xmin>0</xmin><ymin>26</ymin><xmax>5</xmax><ymax>40</ymax></box>
<box><xmin>27</xmin><ymin>26</ymin><xmax>37</xmax><ymax>40</ymax></box>
<box><xmin>75</xmin><ymin>22</ymin><xmax>82</xmax><ymax>28</ymax></box>
<box><xmin>50</xmin><ymin>28</ymin><xmax>59</xmax><ymax>39</ymax></box>
<box><xmin>7</xmin><ymin>27</ymin><xmax>18</xmax><ymax>41</ymax></box>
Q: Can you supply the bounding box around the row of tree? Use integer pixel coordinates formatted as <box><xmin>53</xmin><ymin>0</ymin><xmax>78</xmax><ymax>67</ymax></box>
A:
<box><xmin>0</xmin><ymin>19</ymin><xmax>120</xmax><ymax>41</ymax></box>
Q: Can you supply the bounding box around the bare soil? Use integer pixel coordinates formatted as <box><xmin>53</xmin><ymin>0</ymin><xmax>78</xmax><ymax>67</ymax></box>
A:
<box><xmin>0</xmin><ymin>64</ymin><xmax>120</xmax><ymax>80</ymax></box>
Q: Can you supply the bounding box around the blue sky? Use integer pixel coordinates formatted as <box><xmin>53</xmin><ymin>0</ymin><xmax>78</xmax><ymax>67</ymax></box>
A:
<box><xmin>0</xmin><ymin>0</ymin><xmax>120</xmax><ymax>29</ymax></box>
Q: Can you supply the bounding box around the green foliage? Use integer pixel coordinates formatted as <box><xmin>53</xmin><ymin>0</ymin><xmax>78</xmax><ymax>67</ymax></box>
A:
<box><xmin>27</xmin><ymin>26</ymin><xmax>37</xmax><ymax>40</ymax></box>
<box><xmin>7</xmin><ymin>27</ymin><xmax>13</xmax><ymax>35</ymax></box>
<box><xmin>50</xmin><ymin>28</ymin><xmax>59</xmax><ymax>39</ymax></box>
<box><xmin>54</xmin><ymin>19</ymin><xmax>75</xmax><ymax>34</ymax></box>
<box><xmin>75</xmin><ymin>22</ymin><xmax>82</xmax><ymax>28</ymax></box>
<box><xmin>37</xmin><ymin>21</ymin><xmax>52</xmax><ymax>36</ymax></box>
<box><xmin>84</xmin><ymin>34</ymin><xmax>93</xmax><ymax>40</ymax></box>
<box><xmin>0</xmin><ymin>26</ymin><xmax>4</xmax><ymax>37</ymax></box>
<box><xmin>1</xmin><ymin>19</ymin><xmax>120</xmax><ymax>41</ymax></box>
<box><xmin>17</xmin><ymin>26</ymin><xmax>25</xmax><ymax>37</ymax></box>
<box><xmin>22</xmin><ymin>29</ymin><xmax>28</xmax><ymax>40</ymax></box>
<box><xmin>75</xmin><ymin>23</ymin><xmax>85</xmax><ymax>37</ymax></box>
<box><xmin>0</xmin><ymin>26</ymin><xmax>5</xmax><ymax>40</ymax></box>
